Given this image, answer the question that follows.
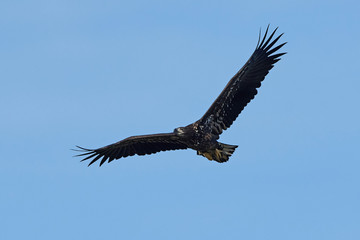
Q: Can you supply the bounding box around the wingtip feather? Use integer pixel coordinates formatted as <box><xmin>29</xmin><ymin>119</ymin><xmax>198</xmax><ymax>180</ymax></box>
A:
<box><xmin>258</xmin><ymin>25</ymin><xmax>269</xmax><ymax>49</ymax></box>
<box><xmin>256</xmin><ymin>28</ymin><xmax>262</xmax><ymax>48</ymax></box>
<box><xmin>267</xmin><ymin>42</ymin><xmax>287</xmax><ymax>55</ymax></box>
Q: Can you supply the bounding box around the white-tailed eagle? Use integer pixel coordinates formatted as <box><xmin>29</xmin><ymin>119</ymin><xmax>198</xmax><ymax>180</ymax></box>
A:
<box><xmin>75</xmin><ymin>26</ymin><xmax>286</xmax><ymax>166</ymax></box>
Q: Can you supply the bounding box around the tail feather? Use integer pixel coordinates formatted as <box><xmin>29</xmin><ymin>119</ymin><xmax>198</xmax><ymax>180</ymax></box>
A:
<box><xmin>197</xmin><ymin>143</ymin><xmax>238</xmax><ymax>163</ymax></box>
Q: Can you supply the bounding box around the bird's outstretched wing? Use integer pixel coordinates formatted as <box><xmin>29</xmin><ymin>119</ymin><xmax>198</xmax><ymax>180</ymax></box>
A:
<box><xmin>200</xmin><ymin>26</ymin><xmax>286</xmax><ymax>135</ymax></box>
<box><xmin>74</xmin><ymin>133</ymin><xmax>188</xmax><ymax>166</ymax></box>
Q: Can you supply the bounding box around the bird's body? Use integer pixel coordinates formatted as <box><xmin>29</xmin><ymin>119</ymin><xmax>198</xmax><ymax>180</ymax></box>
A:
<box><xmin>173</xmin><ymin>121</ymin><xmax>237</xmax><ymax>162</ymax></box>
<box><xmin>75</xmin><ymin>26</ymin><xmax>286</xmax><ymax>166</ymax></box>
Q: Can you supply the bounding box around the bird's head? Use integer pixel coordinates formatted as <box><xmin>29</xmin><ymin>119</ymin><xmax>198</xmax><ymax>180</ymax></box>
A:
<box><xmin>174</xmin><ymin>127</ymin><xmax>185</xmax><ymax>136</ymax></box>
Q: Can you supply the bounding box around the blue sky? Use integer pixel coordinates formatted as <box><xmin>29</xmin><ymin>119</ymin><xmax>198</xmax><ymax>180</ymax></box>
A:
<box><xmin>1</xmin><ymin>0</ymin><xmax>359</xmax><ymax>239</ymax></box>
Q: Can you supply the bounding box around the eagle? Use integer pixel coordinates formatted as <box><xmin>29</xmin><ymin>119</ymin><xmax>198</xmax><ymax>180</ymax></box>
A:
<box><xmin>75</xmin><ymin>26</ymin><xmax>286</xmax><ymax>166</ymax></box>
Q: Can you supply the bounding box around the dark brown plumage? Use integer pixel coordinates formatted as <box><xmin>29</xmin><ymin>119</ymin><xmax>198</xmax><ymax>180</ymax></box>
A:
<box><xmin>74</xmin><ymin>26</ymin><xmax>286</xmax><ymax>166</ymax></box>
<box><xmin>76</xmin><ymin>134</ymin><xmax>188</xmax><ymax>166</ymax></box>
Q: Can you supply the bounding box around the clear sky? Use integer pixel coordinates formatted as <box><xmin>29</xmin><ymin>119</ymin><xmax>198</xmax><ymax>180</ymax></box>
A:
<box><xmin>1</xmin><ymin>0</ymin><xmax>359</xmax><ymax>239</ymax></box>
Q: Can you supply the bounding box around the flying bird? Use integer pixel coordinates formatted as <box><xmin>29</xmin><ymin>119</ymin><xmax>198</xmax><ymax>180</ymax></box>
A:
<box><xmin>75</xmin><ymin>26</ymin><xmax>286</xmax><ymax>166</ymax></box>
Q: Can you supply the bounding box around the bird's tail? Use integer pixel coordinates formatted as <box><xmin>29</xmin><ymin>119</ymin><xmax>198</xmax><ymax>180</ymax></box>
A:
<box><xmin>197</xmin><ymin>143</ymin><xmax>238</xmax><ymax>163</ymax></box>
